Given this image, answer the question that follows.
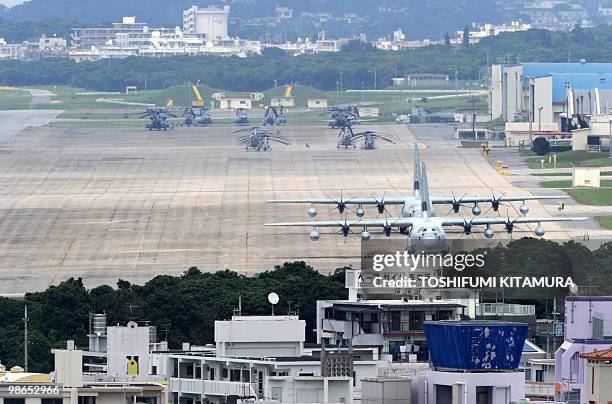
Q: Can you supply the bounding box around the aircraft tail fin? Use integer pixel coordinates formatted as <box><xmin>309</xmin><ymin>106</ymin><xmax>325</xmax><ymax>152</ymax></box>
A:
<box><xmin>413</xmin><ymin>144</ymin><xmax>421</xmax><ymax>193</ymax></box>
<box><xmin>420</xmin><ymin>162</ymin><xmax>432</xmax><ymax>216</ymax></box>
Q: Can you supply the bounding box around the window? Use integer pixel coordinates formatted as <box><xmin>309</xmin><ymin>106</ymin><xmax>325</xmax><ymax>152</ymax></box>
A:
<box><xmin>151</xmin><ymin>365</ymin><xmax>157</xmax><ymax>375</ymax></box>
<box><xmin>5</xmin><ymin>399</ymin><xmax>26</xmax><ymax>404</ymax></box>
<box><xmin>536</xmin><ymin>369</ymin><xmax>543</xmax><ymax>382</ymax></box>
<box><xmin>78</xmin><ymin>398</ymin><xmax>96</xmax><ymax>404</ymax></box>
<box><xmin>195</xmin><ymin>365</ymin><xmax>202</xmax><ymax>379</ymax></box>
<box><xmin>241</xmin><ymin>369</ymin><xmax>250</xmax><ymax>382</ymax></box>
<box><xmin>230</xmin><ymin>369</ymin><xmax>241</xmax><ymax>382</ymax></box>
<box><xmin>222</xmin><ymin>368</ymin><xmax>228</xmax><ymax>379</ymax></box>
<box><xmin>209</xmin><ymin>368</ymin><xmax>215</xmax><ymax>381</ymax></box>
<box><xmin>42</xmin><ymin>400</ymin><xmax>63</xmax><ymax>404</ymax></box>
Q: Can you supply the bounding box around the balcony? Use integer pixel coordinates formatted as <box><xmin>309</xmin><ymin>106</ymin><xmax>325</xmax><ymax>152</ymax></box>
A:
<box><xmin>476</xmin><ymin>303</ymin><xmax>535</xmax><ymax>316</ymax></box>
<box><xmin>170</xmin><ymin>378</ymin><xmax>257</xmax><ymax>397</ymax></box>
<box><xmin>525</xmin><ymin>381</ymin><xmax>555</xmax><ymax>398</ymax></box>
<box><xmin>382</xmin><ymin>321</ymin><xmax>424</xmax><ymax>336</ymax></box>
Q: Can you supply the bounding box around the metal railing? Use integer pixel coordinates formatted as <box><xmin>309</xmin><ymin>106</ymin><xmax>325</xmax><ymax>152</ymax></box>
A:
<box><xmin>525</xmin><ymin>381</ymin><xmax>555</xmax><ymax>398</ymax></box>
<box><xmin>476</xmin><ymin>303</ymin><xmax>536</xmax><ymax>316</ymax></box>
<box><xmin>170</xmin><ymin>378</ymin><xmax>257</xmax><ymax>397</ymax></box>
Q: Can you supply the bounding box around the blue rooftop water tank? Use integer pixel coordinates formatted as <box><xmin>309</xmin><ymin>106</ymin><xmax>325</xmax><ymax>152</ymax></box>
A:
<box><xmin>424</xmin><ymin>321</ymin><xmax>528</xmax><ymax>371</ymax></box>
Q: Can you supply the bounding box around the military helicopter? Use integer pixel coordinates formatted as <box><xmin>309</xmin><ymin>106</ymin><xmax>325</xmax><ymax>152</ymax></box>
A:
<box><xmin>182</xmin><ymin>107</ymin><xmax>197</xmax><ymax>127</ymax></box>
<box><xmin>235</xmin><ymin>108</ymin><xmax>250</xmax><ymax>125</ymax></box>
<box><xmin>234</xmin><ymin>126</ymin><xmax>290</xmax><ymax>152</ymax></box>
<box><xmin>198</xmin><ymin>108</ymin><xmax>213</xmax><ymax>126</ymax></box>
<box><xmin>322</xmin><ymin>105</ymin><xmax>360</xmax><ymax>128</ymax></box>
<box><xmin>336</xmin><ymin>126</ymin><xmax>395</xmax><ymax>149</ymax></box>
<box><xmin>263</xmin><ymin>106</ymin><xmax>286</xmax><ymax>126</ymax></box>
<box><xmin>139</xmin><ymin>107</ymin><xmax>177</xmax><ymax>131</ymax></box>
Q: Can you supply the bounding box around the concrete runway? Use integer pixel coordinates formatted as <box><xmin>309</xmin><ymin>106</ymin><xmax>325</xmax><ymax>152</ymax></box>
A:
<box><xmin>0</xmin><ymin>120</ymin><xmax>593</xmax><ymax>294</ymax></box>
<box><xmin>0</xmin><ymin>110</ymin><xmax>61</xmax><ymax>143</ymax></box>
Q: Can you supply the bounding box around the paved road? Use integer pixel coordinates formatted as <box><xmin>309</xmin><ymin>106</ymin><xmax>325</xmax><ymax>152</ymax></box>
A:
<box><xmin>0</xmin><ymin>110</ymin><xmax>61</xmax><ymax>144</ymax></box>
<box><xmin>24</xmin><ymin>88</ymin><xmax>56</xmax><ymax>105</ymax></box>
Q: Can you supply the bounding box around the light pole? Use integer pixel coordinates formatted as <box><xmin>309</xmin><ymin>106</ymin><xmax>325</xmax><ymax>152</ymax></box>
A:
<box><xmin>336</xmin><ymin>80</ymin><xmax>340</xmax><ymax>106</ymax></box>
<box><xmin>339</xmin><ymin>71</ymin><xmax>343</xmax><ymax>94</ymax></box>
<box><xmin>538</xmin><ymin>106</ymin><xmax>544</xmax><ymax>131</ymax></box>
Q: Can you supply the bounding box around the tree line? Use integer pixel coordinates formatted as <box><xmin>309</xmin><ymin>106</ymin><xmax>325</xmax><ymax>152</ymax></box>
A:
<box><xmin>0</xmin><ymin>240</ymin><xmax>609</xmax><ymax>373</ymax></box>
<box><xmin>1</xmin><ymin>25</ymin><xmax>612</xmax><ymax>92</ymax></box>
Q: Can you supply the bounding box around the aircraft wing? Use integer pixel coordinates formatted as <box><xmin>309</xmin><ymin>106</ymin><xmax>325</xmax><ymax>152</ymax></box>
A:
<box><xmin>266</xmin><ymin>197</ymin><xmax>407</xmax><ymax>205</ymax></box>
<box><xmin>431</xmin><ymin>195</ymin><xmax>569</xmax><ymax>204</ymax></box>
<box><xmin>437</xmin><ymin>216</ymin><xmax>589</xmax><ymax>226</ymax></box>
<box><xmin>266</xmin><ymin>218</ymin><xmax>415</xmax><ymax>228</ymax></box>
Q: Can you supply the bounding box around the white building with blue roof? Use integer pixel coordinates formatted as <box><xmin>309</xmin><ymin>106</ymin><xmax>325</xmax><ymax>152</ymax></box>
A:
<box><xmin>491</xmin><ymin>62</ymin><xmax>612</xmax><ymax>128</ymax></box>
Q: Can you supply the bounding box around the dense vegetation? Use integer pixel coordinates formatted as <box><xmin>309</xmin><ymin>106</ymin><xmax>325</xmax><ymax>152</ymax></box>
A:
<box><xmin>1</xmin><ymin>25</ymin><xmax>611</xmax><ymax>92</ymax></box>
<box><xmin>0</xmin><ymin>240</ymin><xmax>610</xmax><ymax>373</ymax></box>
<box><xmin>0</xmin><ymin>262</ymin><xmax>347</xmax><ymax>372</ymax></box>
<box><xmin>0</xmin><ymin>18</ymin><xmax>86</xmax><ymax>42</ymax></box>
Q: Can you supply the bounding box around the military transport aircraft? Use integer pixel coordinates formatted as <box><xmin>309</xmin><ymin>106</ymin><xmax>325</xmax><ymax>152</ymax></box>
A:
<box><xmin>267</xmin><ymin>146</ymin><xmax>569</xmax><ymax>219</ymax></box>
<box><xmin>266</xmin><ymin>148</ymin><xmax>585</xmax><ymax>251</ymax></box>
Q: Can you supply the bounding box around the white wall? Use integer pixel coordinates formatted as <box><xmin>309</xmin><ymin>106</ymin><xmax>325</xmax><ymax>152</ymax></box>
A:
<box><xmin>216</xmin><ymin>316</ymin><xmax>305</xmax><ymax>358</ymax></box>
<box><xmin>426</xmin><ymin>370</ymin><xmax>525</xmax><ymax>404</ymax></box>
<box><xmin>107</xmin><ymin>322</ymin><xmax>151</xmax><ymax>381</ymax></box>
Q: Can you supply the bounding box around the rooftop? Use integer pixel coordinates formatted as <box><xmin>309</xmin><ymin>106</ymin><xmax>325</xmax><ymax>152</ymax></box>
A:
<box><xmin>579</xmin><ymin>348</ymin><xmax>612</xmax><ymax>360</ymax></box>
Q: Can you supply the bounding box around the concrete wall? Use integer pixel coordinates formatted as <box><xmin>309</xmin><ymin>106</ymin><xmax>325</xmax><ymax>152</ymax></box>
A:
<box><xmin>501</xmin><ymin>65</ymin><xmax>523</xmax><ymax>121</ymax></box>
<box><xmin>107</xmin><ymin>322</ymin><xmax>151</xmax><ymax>381</ymax></box>
<box><xmin>215</xmin><ymin>316</ymin><xmax>305</xmax><ymax>358</ymax></box>
<box><xmin>426</xmin><ymin>370</ymin><xmax>525</xmax><ymax>404</ymax></box>
<box><xmin>565</xmin><ymin>298</ymin><xmax>612</xmax><ymax>339</ymax></box>
<box><xmin>585</xmin><ymin>362</ymin><xmax>612</xmax><ymax>403</ymax></box>
<box><xmin>307</xmin><ymin>99</ymin><xmax>328</xmax><ymax>109</ymax></box>
<box><xmin>573</xmin><ymin>167</ymin><xmax>601</xmax><ymax>188</ymax></box>
<box><xmin>219</xmin><ymin>98</ymin><xmax>251</xmax><ymax>109</ymax></box>
<box><xmin>267</xmin><ymin>376</ymin><xmax>352</xmax><ymax>404</ymax></box>
<box><xmin>54</xmin><ymin>349</ymin><xmax>83</xmax><ymax>387</ymax></box>
<box><xmin>531</xmin><ymin>76</ymin><xmax>554</xmax><ymax>125</ymax></box>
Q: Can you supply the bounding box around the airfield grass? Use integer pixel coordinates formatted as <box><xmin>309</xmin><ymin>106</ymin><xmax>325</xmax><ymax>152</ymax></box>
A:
<box><xmin>524</xmin><ymin>151</ymin><xmax>612</xmax><ymax>169</ymax></box>
<box><xmin>540</xmin><ymin>179</ymin><xmax>612</xmax><ymax>205</ymax></box>
<box><xmin>595</xmin><ymin>216</ymin><xmax>612</xmax><ymax>230</ymax></box>
<box><xmin>0</xmin><ymin>88</ymin><xmax>31</xmax><ymax>110</ymax></box>
<box><xmin>540</xmin><ymin>180</ymin><xmax>612</xmax><ymax>188</ymax></box>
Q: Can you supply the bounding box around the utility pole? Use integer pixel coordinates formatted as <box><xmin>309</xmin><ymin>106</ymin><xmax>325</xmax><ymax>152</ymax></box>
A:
<box><xmin>339</xmin><ymin>71</ymin><xmax>343</xmax><ymax>95</ymax></box>
<box><xmin>24</xmin><ymin>305</ymin><xmax>28</xmax><ymax>372</ymax></box>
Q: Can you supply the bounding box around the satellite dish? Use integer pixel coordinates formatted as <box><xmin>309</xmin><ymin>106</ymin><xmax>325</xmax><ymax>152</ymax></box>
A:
<box><xmin>268</xmin><ymin>292</ymin><xmax>279</xmax><ymax>305</ymax></box>
<box><xmin>569</xmin><ymin>283</ymin><xmax>579</xmax><ymax>294</ymax></box>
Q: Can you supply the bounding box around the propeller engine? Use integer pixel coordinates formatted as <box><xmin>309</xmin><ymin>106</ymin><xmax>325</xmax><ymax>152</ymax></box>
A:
<box><xmin>383</xmin><ymin>223</ymin><xmax>392</xmax><ymax>237</ymax></box>
<box><xmin>505</xmin><ymin>221</ymin><xmax>514</xmax><ymax>234</ymax></box>
<box><xmin>341</xmin><ymin>223</ymin><xmax>350</xmax><ymax>237</ymax></box>
<box><xmin>463</xmin><ymin>222</ymin><xmax>473</xmax><ymax>235</ymax></box>
<box><xmin>376</xmin><ymin>201</ymin><xmax>385</xmax><ymax>214</ymax></box>
<box><xmin>452</xmin><ymin>201</ymin><xmax>461</xmax><ymax>213</ymax></box>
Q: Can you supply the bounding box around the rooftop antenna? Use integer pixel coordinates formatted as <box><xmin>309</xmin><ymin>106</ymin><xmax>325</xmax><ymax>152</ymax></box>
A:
<box><xmin>268</xmin><ymin>292</ymin><xmax>279</xmax><ymax>315</ymax></box>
